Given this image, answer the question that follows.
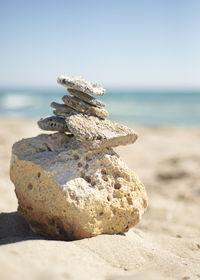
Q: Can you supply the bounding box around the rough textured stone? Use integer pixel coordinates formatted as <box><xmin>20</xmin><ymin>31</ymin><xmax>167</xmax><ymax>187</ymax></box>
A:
<box><xmin>68</xmin><ymin>88</ymin><xmax>105</xmax><ymax>108</ymax></box>
<box><xmin>10</xmin><ymin>133</ymin><xmax>147</xmax><ymax>240</ymax></box>
<box><xmin>53</xmin><ymin>109</ymin><xmax>69</xmax><ymax>117</ymax></box>
<box><xmin>37</xmin><ymin>116</ymin><xmax>71</xmax><ymax>133</ymax></box>
<box><xmin>51</xmin><ymin>102</ymin><xmax>75</xmax><ymax>114</ymax></box>
<box><xmin>62</xmin><ymin>95</ymin><xmax>109</xmax><ymax>119</ymax></box>
<box><xmin>57</xmin><ymin>75</ymin><xmax>106</xmax><ymax>96</ymax></box>
<box><xmin>65</xmin><ymin>113</ymin><xmax>138</xmax><ymax>149</ymax></box>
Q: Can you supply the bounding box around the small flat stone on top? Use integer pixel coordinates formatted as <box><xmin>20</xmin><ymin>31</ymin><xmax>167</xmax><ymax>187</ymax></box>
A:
<box><xmin>65</xmin><ymin>113</ymin><xmax>138</xmax><ymax>149</ymax></box>
<box><xmin>57</xmin><ymin>75</ymin><xmax>106</xmax><ymax>96</ymax></box>
<box><xmin>62</xmin><ymin>95</ymin><xmax>108</xmax><ymax>119</ymax></box>
<box><xmin>68</xmin><ymin>88</ymin><xmax>105</xmax><ymax>108</ymax></box>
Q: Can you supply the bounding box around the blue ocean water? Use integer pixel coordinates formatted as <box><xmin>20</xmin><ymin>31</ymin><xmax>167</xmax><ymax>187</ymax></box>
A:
<box><xmin>0</xmin><ymin>88</ymin><xmax>200</xmax><ymax>126</ymax></box>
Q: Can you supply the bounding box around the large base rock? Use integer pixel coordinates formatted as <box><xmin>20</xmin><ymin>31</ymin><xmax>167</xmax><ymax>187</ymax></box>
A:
<box><xmin>10</xmin><ymin>133</ymin><xmax>147</xmax><ymax>240</ymax></box>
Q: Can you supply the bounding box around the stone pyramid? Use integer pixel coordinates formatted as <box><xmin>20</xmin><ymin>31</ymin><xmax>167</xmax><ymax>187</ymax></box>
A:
<box><xmin>38</xmin><ymin>75</ymin><xmax>138</xmax><ymax>150</ymax></box>
<box><xmin>10</xmin><ymin>76</ymin><xmax>147</xmax><ymax>240</ymax></box>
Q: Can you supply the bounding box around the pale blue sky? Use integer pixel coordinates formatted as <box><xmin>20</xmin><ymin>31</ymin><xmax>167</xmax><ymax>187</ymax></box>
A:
<box><xmin>0</xmin><ymin>0</ymin><xmax>200</xmax><ymax>88</ymax></box>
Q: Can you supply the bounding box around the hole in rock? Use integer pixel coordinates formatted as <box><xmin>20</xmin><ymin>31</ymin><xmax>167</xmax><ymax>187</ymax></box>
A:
<box><xmin>85</xmin><ymin>156</ymin><xmax>92</xmax><ymax>162</ymax></box>
<box><xmin>112</xmin><ymin>208</ymin><xmax>116</xmax><ymax>214</ymax></box>
<box><xmin>114</xmin><ymin>183</ymin><xmax>121</xmax><ymax>190</ymax></box>
<box><xmin>37</xmin><ymin>172</ymin><xmax>41</xmax><ymax>178</ymax></box>
<box><xmin>73</xmin><ymin>154</ymin><xmax>79</xmax><ymax>160</ymax></box>
<box><xmin>101</xmin><ymin>169</ymin><xmax>107</xmax><ymax>175</ymax></box>
<box><xmin>44</xmin><ymin>143</ymin><xmax>52</xmax><ymax>151</ymax></box>
<box><xmin>85</xmin><ymin>176</ymin><xmax>91</xmax><ymax>183</ymax></box>
<box><xmin>127</xmin><ymin>197</ymin><xmax>133</xmax><ymax>205</ymax></box>
<box><xmin>114</xmin><ymin>173</ymin><xmax>120</xmax><ymax>178</ymax></box>
<box><xmin>102</xmin><ymin>176</ymin><xmax>108</xmax><ymax>182</ymax></box>
<box><xmin>27</xmin><ymin>183</ymin><xmax>33</xmax><ymax>190</ymax></box>
<box><xmin>107</xmin><ymin>196</ymin><xmax>111</xmax><ymax>201</ymax></box>
<box><xmin>78</xmin><ymin>162</ymin><xmax>82</xmax><ymax>167</ymax></box>
<box><xmin>85</xmin><ymin>164</ymin><xmax>89</xmax><ymax>169</ymax></box>
<box><xmin>99</xmin><ymin>212</ymin><xmax>103</xmax><ymax>216</ymax></box>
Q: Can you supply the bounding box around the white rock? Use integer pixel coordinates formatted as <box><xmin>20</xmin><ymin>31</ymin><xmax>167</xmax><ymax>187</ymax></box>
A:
<box><xmin>57</xmin><ymin>76</ymin><xmax>106</xmax><ymax>96</ymax></box>
<box><xmin>65</xmin><ymin>113</ymin><xmax>138</xmax><ymax>149</ymax></box>
<box><xmin>10</xmin><ymin>133</ymin><xmax>147</xmax><ymax>240</ymax></box>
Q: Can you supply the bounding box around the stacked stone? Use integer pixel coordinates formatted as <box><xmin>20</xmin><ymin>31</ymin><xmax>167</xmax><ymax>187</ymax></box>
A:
<box><xmin>10</xmin><ymin>75</ymin><xmax>147</xmax><ymax>241</ymax></box>
<box><xmin>37</xmin><ymin>75</ymin><xmax>138</xmax><ymax>150</ymax></box>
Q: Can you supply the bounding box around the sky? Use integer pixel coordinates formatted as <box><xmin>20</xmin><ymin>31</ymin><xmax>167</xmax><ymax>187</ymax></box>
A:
<box><xmin>0</xmin><ymin>0</ymin><xmax>200</xmax><ymax>89</ymax></box>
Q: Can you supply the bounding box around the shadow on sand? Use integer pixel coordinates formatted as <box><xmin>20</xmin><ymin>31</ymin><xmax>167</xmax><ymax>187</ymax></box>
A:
<box><xmin>0</xmin><ymin>211</ymin><xmax>45</xmax><ymax>245</ymax></box>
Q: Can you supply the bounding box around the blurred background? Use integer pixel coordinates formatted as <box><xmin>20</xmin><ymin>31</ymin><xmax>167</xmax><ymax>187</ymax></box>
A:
<box><xmin>0</xmin><ymin>0</ymin><xmax>200</xmax><ymax>125</ymax></box>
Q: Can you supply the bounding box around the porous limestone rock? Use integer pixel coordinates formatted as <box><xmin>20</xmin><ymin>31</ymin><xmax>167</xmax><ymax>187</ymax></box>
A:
<box><xmin>57</xmin><ymin>75</ymin><xmax>106</xmax><ymax>96</ymax></box>
<box><xmin>65</xmin><ymin>113</ymin><xmax>138</xmax><ymax>149</ymax></box>
<box><xmin>68</xmin><ymin>88</ymin><xmax>105</xmax><ymax>108</ymax></box>
<box><xmin>10</xmin><ymin>133</ymin><xmax>147</xmax><ymax>240</ymax></box>
<box><xmin>62</xmin><ymin>95</ymin><xmax>109</xmax><ymax>119</ymax></box>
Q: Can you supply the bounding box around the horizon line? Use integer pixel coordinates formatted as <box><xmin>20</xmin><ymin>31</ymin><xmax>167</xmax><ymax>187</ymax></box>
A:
<box><xmin>1</xmin><ymin>85</ymin><xmax>200</xmax><ymax>92</ymax></box>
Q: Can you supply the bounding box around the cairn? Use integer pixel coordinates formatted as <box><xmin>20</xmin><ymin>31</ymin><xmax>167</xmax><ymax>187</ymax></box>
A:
<box><xmin>10</xmin><ymin>76</ymin><xmax>147</xmax><ymax>240</ymax></box>
<box><xmin>37</xmin><ymin>76</ymin><xmax>138</xmax><ymax>150</ymax></box>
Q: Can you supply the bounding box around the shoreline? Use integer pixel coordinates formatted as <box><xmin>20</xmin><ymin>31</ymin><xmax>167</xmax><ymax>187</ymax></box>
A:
<box><xmin>1</xmin><ymin>115</ymin><xmax>200</xmax><ymax>128</ymax></box>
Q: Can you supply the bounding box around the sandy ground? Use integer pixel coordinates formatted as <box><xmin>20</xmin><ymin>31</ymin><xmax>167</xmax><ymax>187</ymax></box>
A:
<box><xmin>0</xmin><ymin>119</ymin><xmax>200</xmax><ymax>280</ymax></box>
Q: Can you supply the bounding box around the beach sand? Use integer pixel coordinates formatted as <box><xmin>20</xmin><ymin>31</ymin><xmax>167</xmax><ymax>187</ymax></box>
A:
<box><xmin>0</xmin><ymin>119</ymin><xmax>200</xmax><ymax>280</ymax></box>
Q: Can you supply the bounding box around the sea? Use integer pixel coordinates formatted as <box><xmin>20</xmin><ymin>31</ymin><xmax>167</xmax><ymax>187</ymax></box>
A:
<box><xmin>0</xmin><ymin>88</ymin><xmax>200</xmax><ymax>126</ymax></box>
